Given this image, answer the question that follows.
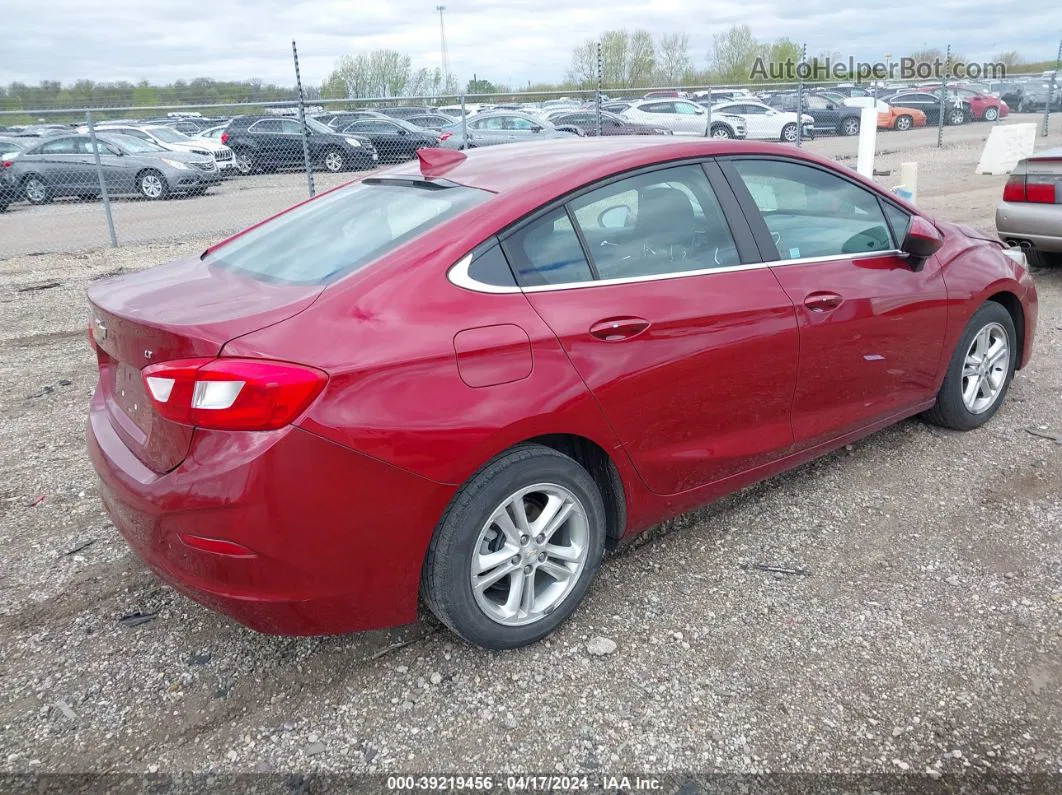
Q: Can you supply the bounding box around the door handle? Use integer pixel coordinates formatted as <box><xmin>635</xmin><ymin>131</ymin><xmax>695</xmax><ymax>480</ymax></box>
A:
<box><xmin>803</xmin><ymin>291</ymin><xmax>843</xmax><ymax>312</ymax></box>
<box><xmin>589</xmin><ymin>317</ymin><xmax>651</xmax><ymax>341</ymax></box>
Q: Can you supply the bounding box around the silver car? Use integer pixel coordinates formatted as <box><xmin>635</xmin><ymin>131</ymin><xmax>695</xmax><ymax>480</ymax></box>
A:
<box><xmin>996</xmin><ymin>145</ymin><xmax>1062</xmax><ymax>267</ymax></box>
<box><xmin>8</xmin><ymin>133</ymin><xmax>220</xmax><ymax>205</ymax></box>
<box><xmin>439</xmin><ymin>111</ymin><xmax>578</xmax><ymax>149</ymax></box>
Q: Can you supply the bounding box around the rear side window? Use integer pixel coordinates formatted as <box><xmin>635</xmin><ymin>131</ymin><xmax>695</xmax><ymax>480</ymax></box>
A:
<box><xmin>205</xmin><ymin>182</ymin><xmax>489</xmax><ymax>284</ymax></box>
<box><xmin>502</xmin><ymin>208</ymin><xmax>594</xmax><ymax>287</ymax></box>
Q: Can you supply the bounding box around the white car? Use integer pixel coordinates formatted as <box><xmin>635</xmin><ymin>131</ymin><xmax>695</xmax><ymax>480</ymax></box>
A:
<box><xmin>711</xmin><ymin>101</ymin><xmax>814</xmax><ymax>143</ymax></box>
<box><xmin>621</xmin><ymin>99</ymin><xmax>747</xmax><ymax>139</ymax></box>
<box><xmin>84</xmin><ymin>124</ymin><xmax>236</xmax><ymax>172</ymax></box>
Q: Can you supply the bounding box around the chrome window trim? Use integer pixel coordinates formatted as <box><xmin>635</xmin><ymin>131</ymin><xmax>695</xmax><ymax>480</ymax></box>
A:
<box><xmin>447</xmin><ymin>249</ymin><xmax>905</xmax><ymax>294</ymax></box>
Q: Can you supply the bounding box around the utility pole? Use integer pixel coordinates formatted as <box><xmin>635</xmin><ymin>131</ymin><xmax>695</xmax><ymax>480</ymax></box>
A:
<box><xmin>437</xmin><ymin>5</ymin><xmax>451</xmax><ymax>95</ymax></box>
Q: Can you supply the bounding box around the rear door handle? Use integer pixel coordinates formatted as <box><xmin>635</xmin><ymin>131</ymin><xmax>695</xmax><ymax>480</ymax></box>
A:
<box><xmin>803</xmin><ymin>291</ymin><xmax>843</xmax><ymax>312</ymax></box>
<box><xmin>589</xmin><ymin>317</ymin><xmax>651</xmax><ymax>341</ymax></box>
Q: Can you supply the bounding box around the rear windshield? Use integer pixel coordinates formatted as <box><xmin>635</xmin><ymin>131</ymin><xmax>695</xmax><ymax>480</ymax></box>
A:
<box><xmin>204</xmin><ymin>181</ymin><xmax>490</xmax><ymax>284</ymax></box>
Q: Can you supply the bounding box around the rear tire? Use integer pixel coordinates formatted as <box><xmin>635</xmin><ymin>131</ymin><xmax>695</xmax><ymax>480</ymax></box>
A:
<box><xmin>841</xmin><ymin>117</ymin><xmax>860</xmax><ymax>136</ymax></box>
<box><xmin>948</xmin><ymin>108</ymin><xmax>966</xmax><ymax>125</ymax></box>
<box><xmin>422</xmin><ymin>443</ymin><xmax>607</xmax><ymax>650</ymax></box>
<box><xmin>923</xmin><ymin>302</ymin><xmax>1016</xmax><ymax>431</ymax></box>
<box><xmin>983</xmin><ymin>106</ymin><xmax>999</xmax><ymax>122</ymax></box>
<box><xmin>23</xmin><ymin>175</ymin><xmax>51</xmax><ymax>205</ymax></box>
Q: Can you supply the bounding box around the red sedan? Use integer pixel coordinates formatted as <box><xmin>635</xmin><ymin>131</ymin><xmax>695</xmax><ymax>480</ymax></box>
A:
<box><xmin>87</xmin><ymin>138</ymin><xmax>1038</xmax><ymax>650</ymax></box>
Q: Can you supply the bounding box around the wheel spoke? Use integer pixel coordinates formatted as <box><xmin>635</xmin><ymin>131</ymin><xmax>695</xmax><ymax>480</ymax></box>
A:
<box><xmin>543</xmin><ymin>542</ymin><xmax>581</xmax><ymax>563</ymax></box>
<box><xmin>539</xmin><ymin>560</ymin><xmax>573</xmax><ymax>582</ymax></box>
<box><xmin>508</xmin><ymin>495</ymin><xmax>532</xmax><ymax>536</ymax></box>
<box><xmin>475</xmin><ymin>559</ymin><xmax>519</xmax><ymax>592</ymax></box>
<box><xmin>520</xmin><ymin>568</ymin><xmax>537</xmax><ymax>615</ymax></box>
<box><xmin>474</xmin><ymin>547</ymin><xmax>515</xmax><ymax>576</ymax></box>
<box><xmin>985</xmin><ymin>341</ymin><xmax>1008</xmax><ymax>369</ymax></box>
<box><xmin>492</xmin><ymin>506</ymin><xmax>523</xmax><ymax>545</ymax></box>
<box><xmin>534</xmin><ymin>496</ymin><xmax>574</xmax><ymax>543</ymax></box>
<box><xmin>503</xmin><ymin>569</ymin><xmax>525</xmax><ymax>615</ymax></box>
<box><xmin>962</xmin><ymin>374</ymin><xmax>982</xmax><ymax>406</ymax></box>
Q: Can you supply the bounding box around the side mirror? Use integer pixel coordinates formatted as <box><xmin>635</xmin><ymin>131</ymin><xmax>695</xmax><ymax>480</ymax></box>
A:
<box><xmin>398</xmin><ymin>128</ymin><xmax>408</xmax><ymax>135</ymax></box>
<box><xmin>900</xmin><ymin>216</ymin><xmax>943</xmax><ymax>271</ymax></box>
<box><xmin>530</xmin><ymin>125</ymin><xmax>543</xmax><ymax>133</ymax></box>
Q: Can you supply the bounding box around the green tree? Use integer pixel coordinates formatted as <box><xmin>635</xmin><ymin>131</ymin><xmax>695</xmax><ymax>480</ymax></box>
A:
<box><xmin>710</xmin><ymin>25</ymin><xmax>758</xmax><ymax>83</ymax></box>
<box><xmin>656</xmin><ymin>33</ymin><xmax>693</xmax><ymax>84</ymax></box>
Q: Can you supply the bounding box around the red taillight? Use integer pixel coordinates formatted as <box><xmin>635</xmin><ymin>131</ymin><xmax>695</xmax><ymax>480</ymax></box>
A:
<box><xmin>439</xmin><ymin>132</ymin><xmax>452</xmax><ymax>141</ymax></box>
<box><xmin>1</xmin><ymin>161</ymin><xmax>11</xmax><ymax>169</ymax></box>
<box><xmin>220</xmin><ymin>131</ymin><xmax>230</xmax><ymax>145</ymax></box>
<box><xmin>1003</xmin><ymin>175</ymin><xmax>1026</xmax><ymax>202</ymax></box>
<box><xmin>141</xmin><ymin>358</ymin><xmax>327</xmax><ymax>431</ymax></box>
<box><xmin>1026</xmin><ymin>180</ymin><xmax>1056</xmax><ymax>204</ymax></box>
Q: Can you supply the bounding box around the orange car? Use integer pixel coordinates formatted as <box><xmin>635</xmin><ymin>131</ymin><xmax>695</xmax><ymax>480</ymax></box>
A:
<box><xmin>878</xmin><ymin>104</ymin><xmax>928</xmax><ymax>131</ymax></box>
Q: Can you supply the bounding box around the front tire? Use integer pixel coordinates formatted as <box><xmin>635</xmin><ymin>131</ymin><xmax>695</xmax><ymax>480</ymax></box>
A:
<box><xmin>780</xmin><ymin>123</ymin><xmax>798</xmax><ymax>142</ymax></box>
<box><xmin>137</xmin><ymin>170</ymin><xmax>168</xmax><ymax>200</ymax></box>
<box><xmin>422</xmin><ymin>444</ymin><xmax>607</xmax><ymax>650</ymax></box>
<box><xmin>322</xmin><ymin>147</ymin><xmax>345</xmax><ymax>173</ymax></box>
<box><xmin>895</xmin><ymin>114</ymin><xmax>913</xmax><ymax>131</ymax></box>
<box><xmin>709</xmin><ymin>124</ymin><xmax>733</xmax><ymax>139</ymax></box>
<box><xmin>923</xmin><ymin>302</ymin><xmax>1016</xmax><ymax>431</ymax></box>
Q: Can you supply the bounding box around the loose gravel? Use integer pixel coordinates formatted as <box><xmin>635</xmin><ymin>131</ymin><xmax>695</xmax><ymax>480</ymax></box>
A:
<box><xmin>0</xmin><ymin>133</ymin><xmax>1060</xmax><ymax>782</ymax></box>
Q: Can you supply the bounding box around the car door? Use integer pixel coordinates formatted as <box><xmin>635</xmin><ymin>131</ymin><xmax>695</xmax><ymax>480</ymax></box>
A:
<box><xmin>507</xmin><ymin>161</ymin><xmax>800</xmax><ymax>495</ymax></box>
<box><xmin>803</xmin><ymin>96</ymin><xmax>837</xmax><ymax>132</ymax></box>
<box><xmin>32</xmin><ymin>136</ymin><xmax>88</xmax><ymax>193</ymax></box>
<box><xmin>720</xmin><ymin>156</ymin><xmax>949</xmax><ymax>448</ymax></box>
<box><xmin>892</xmin><ymin>94</ymin><xmax>937</xmax><ymax>123</ymax></box>
<box><xmin>503</xmin><ymin>115</ymin><xmax>541</xmax><ymax>142</ymax></box>
<box><xmin>276</xmin><ymin>119</ymin><xmax>308</xmax><ymax>165</ymax></box>
<box><xmin>671</xmin><ymin>101</ymin><xmax>709</xmax><ymax>135</ymax></box>
<box><xmin>247</xmin><ymin>119</ymin><xmax>286</xmax><ymax>168</ymax></box>
<box><xmin>75</xmin><ymin>136</ymin><xmax>124</xmax><ymax>193</ymax></box>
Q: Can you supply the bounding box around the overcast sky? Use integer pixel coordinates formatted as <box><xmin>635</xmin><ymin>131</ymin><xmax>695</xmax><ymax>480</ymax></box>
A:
<box><xmin>5</xmin><ymin>0</ymin><xmax>1061</xmax><ymax>88</ymax></box>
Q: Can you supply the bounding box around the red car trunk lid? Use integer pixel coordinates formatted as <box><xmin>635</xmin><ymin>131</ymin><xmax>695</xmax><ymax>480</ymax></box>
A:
<box><xmin>87</xmin><ymin>255</ymin><xmax>323</xmax><ymax>473</ymax></box>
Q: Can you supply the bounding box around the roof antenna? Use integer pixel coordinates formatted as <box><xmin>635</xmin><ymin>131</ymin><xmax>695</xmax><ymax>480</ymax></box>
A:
<box><xmin>418</xmin><ymin>148</ymin><xmax>466</xmax><ymax>177</ymax></box>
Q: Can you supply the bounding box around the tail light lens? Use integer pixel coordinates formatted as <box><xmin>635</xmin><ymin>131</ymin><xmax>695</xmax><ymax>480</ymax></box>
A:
<box><xmin>220</xmin><ymin>131</ymin><xmax>230</xmax><ymax>145</ymax></box>
<box><xmin>141</xmin><ymin>358</ymin><xmax>327</xmax><ymax>431</ymax></box>
<box><xmin>1003</xmin><ymin>175</ymin><xmax>1058</xmax><ymax>204</ymax></box>
<box><xmin>1</xmin><ymin>161</ymin><xmax>11</xmax><ymax>169</ymax></box>
<box><xmin>439</xmin><ymin>132</ymin><xmax>452</xmax><ymax>141</ymax></box>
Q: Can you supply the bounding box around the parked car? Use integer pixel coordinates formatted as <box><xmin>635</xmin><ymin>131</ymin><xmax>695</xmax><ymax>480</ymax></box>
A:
<box><xmin>545</xmin><ymin>110</ymin><xmax>671</xmax><ymax>136</ymax></box>
<box><xmin>0</xmin><ymin>138</ymin><xmax>32</xmax><ymax>211</ymax></box>
<box><xmin>880</xmin><ymin>92</ymin><xmax>970</xmax><ymax>126</ymax></box>
<box><xmin>769</xmin><ymin>93</ymin><xmax>864</xmax><ymax>135</ymax></box>
<box><xmin>222</xmin><ymin>115</ymin><xmax>377</xmax><ymax>175</ymax></box>
<box><xmin>692</xmin><ymin>88</ymin><xmax>757</xmax><ymax>104</ymax></box>
<box><xmin>375</xmin><ymin>106</ymin><xmax>439</xmax><ymax>120</ymax></box>
<box><xmin>601</xmin><ymin>101</ymin><xmax>633</xmax><ymax>114</ymax></box>
<box><xmin>314</xmin><ymin>110</ymin><xmax>388</xmax><ymax>130</ymax></box>
<box><xmin>621</xmin><ymin>99</ymin><xmax>747</xmax><ymax>138</ymax></box>
<box><xmin>1013</xmin><ymin>84</ymin><xmax>1062</xmax><ymax>113</ymax></box>
<box><xmin>916</xmin><ymin>85</ymin><xmax>1009</xmax><ymax>121</ymax></box>
<box><xmin>338</xmin><ymin>118</ymin><xmax>440</xmax><ymax>163</ymax></box>
<box><xmin>85</xmin><ymin>137</ymin><xmax>1037</xmax><ymax>649</ymax></box>
<box><xmin>438</xmin><ymin>111</ymin><xmax>577</xmax><ymax>149</ymax></box>
<box><xmin>196</xmin><ymin>125</ymin><xmax>227</xmax><ymax>142</ymax></box>
<box><xmin>89</xmin><ymin>124</ymin><xmax>236</xmax><ymax>173</ymax></box>
<box><xmin>874</xmin><ymin>100</ymin><xmax>928</xmax><ymax>131</ymax></box>
<box><xmin>403</xmin><ymin>113</ymin><xmax>460</xmax><ymax>131</ymax></box>
<box><xmin>997</xmin><ymin>145</ymin><xmax>1062</xmax><ymax>267</ymax></box>
<box><xmin>8</xmin><ymin>133</ymin><xmax>219</xmax><ymax>204</ymax></box>
<box><xmin>710</xmin><ymin>101</ymin><xmax>813</xmax><ymax>142</ymax></box>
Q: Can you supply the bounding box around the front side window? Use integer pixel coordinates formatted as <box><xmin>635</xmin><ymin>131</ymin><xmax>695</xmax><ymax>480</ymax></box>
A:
<box><xmin>731</xmin><ymin>159</ymin><xmax>895</xmax><ymax>260</ymax></box>
<box><xmin>569</xmin><ymin>164</ymin><xmax>739</xmax><ymax>279</ymax></box>
<box><xmin>505</xmin><ymin>117</ymin><xmax>536</xmax><ymax>130</ymax></box>
<box><xmin>205</xmin><ymin>182</ymin><xmax>489</xmax><ymax>284</ymax></box>
<box><xmin>673</xmin><ymin>102</ymin><xmax>701</xmax><ymax>115</ymax></box>
<box><xmin>279</xmin><ymin>120</ymin><xmax>303</xmax><ymax>134</ymax></box>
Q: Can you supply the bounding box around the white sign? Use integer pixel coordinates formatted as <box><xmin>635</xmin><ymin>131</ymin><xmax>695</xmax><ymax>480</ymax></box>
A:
<box><xmin>976</xmin><ymin>123</ymin><xmax>1037</xmax><ymax>175</ymax></box>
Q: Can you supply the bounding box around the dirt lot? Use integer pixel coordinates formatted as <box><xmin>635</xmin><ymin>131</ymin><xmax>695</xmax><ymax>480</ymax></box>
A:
<box><xmin>0</xmin><ymin>124</ymin><xmax>1061</xmax><ymax>784</ymax></box>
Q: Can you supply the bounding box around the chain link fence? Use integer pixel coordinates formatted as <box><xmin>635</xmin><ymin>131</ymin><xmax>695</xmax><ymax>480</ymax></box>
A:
<box><xmin>1</xmin><ymin>74</ymin><xmax>1056</xmax><ymax>256</ymax></box>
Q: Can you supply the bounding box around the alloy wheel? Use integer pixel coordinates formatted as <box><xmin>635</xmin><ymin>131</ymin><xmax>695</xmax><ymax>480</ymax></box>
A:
<box><xmin>140</xmin><ymin>173</ymin><xmax>164</xmax><ymax>199</ymax></box>
<box><xmin>961</xmin><ymin>322</ymin><xmax>1010</xmax><ymax>414</ymax></box>
<box><xmin>24</xmin><ymin>178</ymin><xmax>47</xmax><ymax>204</ymax></box>
<box><xmin>324</xmin><ymin>150</ymin><xmax>344</xmax><ymax>172</ymax></box>
<box><xmin>842</xmin><ymin>118</ymin><xmax>859</xmax><ymax>135</ymax></box>
<box><xmin>896</xmin><ymin>115</ymin><xmax>912</xmax><ymax>131</ymax></box>
<box><xmin>470</xmin><ymin>483</ymin><xmax>589</xmax><ymax>627</ymax></box>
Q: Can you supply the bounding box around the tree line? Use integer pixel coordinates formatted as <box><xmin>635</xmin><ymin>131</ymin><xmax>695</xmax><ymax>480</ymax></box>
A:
<box><xmin>0</xmin><ymin>27</ymin><xmax>1055</xmax><ymax>121</ymax></box>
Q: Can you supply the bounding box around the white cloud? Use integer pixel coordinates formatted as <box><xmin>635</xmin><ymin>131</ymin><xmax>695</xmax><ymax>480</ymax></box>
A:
<box><xmin>4</xmin><ymin>0</ymin><xmax>1060</xmax><ymax>88</ymax></box>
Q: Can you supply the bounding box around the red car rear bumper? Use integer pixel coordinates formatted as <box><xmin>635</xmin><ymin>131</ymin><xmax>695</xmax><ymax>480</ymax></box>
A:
<box><xmin>87</xmin><ymin>392</ymin><xmax>455</xmax><ymax>635</ymax></box>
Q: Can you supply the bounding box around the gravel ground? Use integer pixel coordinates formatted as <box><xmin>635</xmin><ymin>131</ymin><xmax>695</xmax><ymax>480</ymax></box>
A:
<box><xmin>0</xmin><ymin>130</ymin><xmax>1060</xmax><ymax>786</ymax></box>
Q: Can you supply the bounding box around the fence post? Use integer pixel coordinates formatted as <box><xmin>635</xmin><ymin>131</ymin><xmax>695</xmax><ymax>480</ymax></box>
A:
<box><xmin>460</xmin><ymin>95</ymin><xmax>469</xmax><ymax>148</ymax></box>
<box><xmin>292</xmin><ymin>39</ymin><xmax>315</xmax><ymax>198</ymax></box>
<box><xmin>937</xmin><ymin>44</ymin><xmax>950</xmax><ymax>148</ymax></box>
<box><xmin>704</xmin><ymin>83</ymin><xmax>712</xmax><ymax>138</ymax></box>
<box><xmin>595</xmin><ymin>40</ymin><xmax>603</xmax><ymax>137</ymax></box>
<box><xmin>85</xmin><ymin>111</ymin><xmax>118</xmax><ymax>248</ymax></box>
<box><xmin>1043</xmin><ymin>39</ymin><xmax>1061</xmax><ymax>138</ymax></box>
<box><xmin>795</xmin><ymin>43</ymin><xmax>807</xmax><ymax>147</ymax></box>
